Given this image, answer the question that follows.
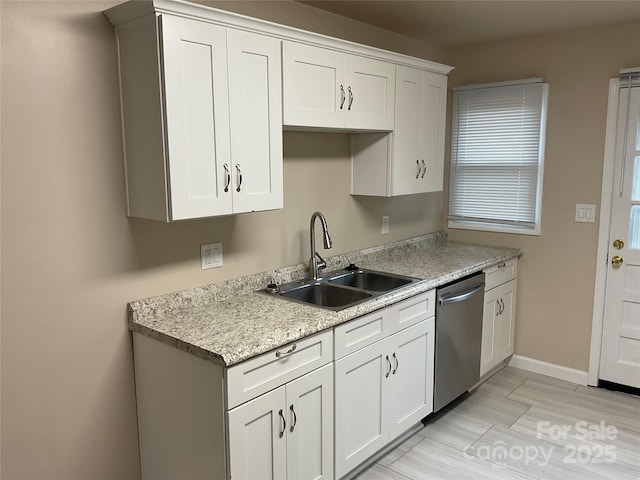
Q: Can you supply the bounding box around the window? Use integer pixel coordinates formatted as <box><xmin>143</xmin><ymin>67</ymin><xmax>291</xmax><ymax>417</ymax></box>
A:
<box><xmin>448</xmin><ymin>79</ymin><xmax>548</xmax><ymax>235</ymax></box>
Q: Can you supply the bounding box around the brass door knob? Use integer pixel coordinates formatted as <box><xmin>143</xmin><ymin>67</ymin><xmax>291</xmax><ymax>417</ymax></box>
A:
<box><xmin>613</xmin><ymin>239</ymin><xmax>625</xmax><ymax>250</ymax></box>
<box><xmin>611</xmin><ymin>255</ymin><xmax>624</xmax><ymax>267</ymax></box>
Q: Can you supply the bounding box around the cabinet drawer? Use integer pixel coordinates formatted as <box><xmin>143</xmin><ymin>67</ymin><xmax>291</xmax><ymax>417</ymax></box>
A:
<box><xmin>334</xmin><ymin>308</ymin><xmax>391</xmax><ymax>360</ymax></box>
<box><xmin>390</xmin><ymin>291</ymin><xmax>435</xmax><ymax>333</ymax></box>
<box><xmin>484</xmin><ymin>258</ymin><xmax>518</xmax><ymax>291</ymax></box>
<box><xmin>226</xmin><ymin>330</ymin><xmax>333</xmax><ymax>409</ymax></box>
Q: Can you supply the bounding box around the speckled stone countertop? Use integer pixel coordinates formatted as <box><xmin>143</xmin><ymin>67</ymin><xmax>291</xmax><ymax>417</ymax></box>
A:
<box><xmin>129</xmin><ymin>233</ymin><xmax>521</xmax><ymax>367</ymax></box>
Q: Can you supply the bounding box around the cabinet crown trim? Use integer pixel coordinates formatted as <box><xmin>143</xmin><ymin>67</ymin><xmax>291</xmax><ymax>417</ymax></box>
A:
<box><xmin>104</xmin><ymin>0</ymin><xmax>453</xmax><ymax>75</ymax></box>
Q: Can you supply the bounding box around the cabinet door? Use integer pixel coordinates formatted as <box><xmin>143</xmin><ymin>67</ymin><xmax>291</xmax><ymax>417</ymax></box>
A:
<box><xmin>419</xmin><ymin>71</ymin><xmax>447</xmax><ymax>193</ymax></box>
<box><xmin>480</xmin><ymin>287</ymin><xmax>500</xmax><ymax>376</ymax></box>
<box><xmin>286</xmin><ymin>364</ymin><xmax>334</xmax><ymax>480</ymax></box>
<box><xmin>161</xmin><ymin>15</ymin><xmax>232</xmax><ymax>220</ymax></box>
<box><xmin>228</xmin><ymin>387</ymin><xmax>287</xmax><ymax>480</ymax></box>
<box><xmin>227</xmin><ymin>30</ymin><xmax>283</xmax><ymax>214</ymax></box>
<box><xmin>335</xmin><ymin>339</ymin><xmax>389</xmax><ymax>478</ymax></box>
<box><xmin>282</xmin><ymin>42</ymin><xmax>345</xmax><ymax>128</ymax></box>
<box><xmin>495</xmin><ymin>279</ymin><xmax>517</xmax><ymax>362</ymax></box>
<box><xmin>345</xmin><ymin>56</ymin><xmax>395</xmax><ymax>130</ymax></box>
<box><xmin>392</xmin><ymin>66</ymin><xmax>422</xmax><ymax>196</ymax></box>
<box><xmin>388</xmin><ymin>319</ymin><xmax>434</xmax><ymax>440</ymax></box>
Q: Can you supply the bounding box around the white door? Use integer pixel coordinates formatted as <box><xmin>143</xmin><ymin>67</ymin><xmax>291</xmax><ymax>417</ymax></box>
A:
<box><xmin>282</xmin><ymin>42</ymin><xmax>345</xmax><ymax>128</ymax></box>
<box><xmin>227</xmin><ymin>387</ymin><xmax>287</xmax><ymax>480</ymax></box>
<box><xmin>286</xmin><ymin>364</ymin><xmax>334</xmax><ymax>480</ymax></box>
<box><xmin>495</xmin><ymin>280</ymin><xmax>517</xmax><ymax>362</ymax></box>
<box><xmin>392</xmin><ymin>66</ymin><xmax>422</xmax><ymax>195</ymax></box>
<box><xmin>334</xmin><ymin>339</ymin><xmax>389</xmax><ymax>478</ymax></box>
<box><xmin>419</xmin><ymin>71</ymin><xmax>447</xmax><ymax>193</ymax></box>
<box><xmin>161</xmin><ymin>15</ymin><xmax>232</xmax><ymax>220</ymax></box>
<box><xmin>600</xmin><ymin>85</ymin><xmax>640</xmax><ymax>388</ymax></box>
<box><xmin>480</xmin><ymin>287</ymin><xmax>499</xmax><ymax>376</ymax></box>
<box><xmin>227</xmin><ymin>30</ymin><xmax>283</xmax><ymax>214</ymax></box>
<box><xmin>388</xmin><ymin>319</ymin><xmax>434</xmax><ymax>440</ymax></box>
<box><xmin>345</xmin><ymin>56</ymin><xmax>395</xmax><ymax>131</ymax></box>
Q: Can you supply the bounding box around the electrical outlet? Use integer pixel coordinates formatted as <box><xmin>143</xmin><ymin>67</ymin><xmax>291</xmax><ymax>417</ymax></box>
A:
<box><xmin>201</xmin><ymin>242</ymin><xmax>223</xmax><ymax>269</ymax></box>
<box><xmin>381</xmin><ymin>215</ymin><xmax>389</xmax><ymax>234</ymax></box>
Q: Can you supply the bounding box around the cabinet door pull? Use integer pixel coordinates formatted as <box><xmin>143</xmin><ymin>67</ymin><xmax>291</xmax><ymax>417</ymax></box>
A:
<box><xmin>223</xmin><ymin>164</ymin><xmax>230</xmax><ymax>193</ymax></box>
<box><xmin>497</xmin><ymin>298</ymin><xmax>504</xmax><ymax>316</ymax></box>
<box><xmin>275</xmin><ymin>344</ymin><xmax>297</xmax><ymax>358</ymax></box>
<box><xmin>289</xmin><ymin>405</ymin><xmax>297</xmax><ymax>432</ymax></box>
<box><xmin>392</xmin><ymin>352</ymin><xmax>398</xmax><ymax>374</ymax></box>
<box><xmin>497</xmin><ymin>262</ymin><xmax>507</xmax><ymax>269</ymax></box>
<box><xmin>385</xmin><ymin>355</ymin><xmax>392</xmax><ymax>378</ymax></box>
<box><xmin>339</xmin><ymin>85</ymin><xmax>346</xmax><ymax>110</ymax></box>
<box><xmin>235</xmin><ymin>164</ymin><xmax>242</xmax><ymax>193</ymax></box>
<box><xmin>421</xmin><ymin>160</ymin><xmax>427</xmax><ymax>178</ymax></box>
<box><xmin>348</xmin><ymin>86</ymin><xmax>354</xmax><ymax>110</ymax></box>
<box><xmin>416</xmin><ymin>159</ymin><xmax>421</xmax><ymax>179</ymax></box>
<box><xmin>278</xmin><ymin>409</ymin><xmax>286</xmax><ymax>438</ymax></box>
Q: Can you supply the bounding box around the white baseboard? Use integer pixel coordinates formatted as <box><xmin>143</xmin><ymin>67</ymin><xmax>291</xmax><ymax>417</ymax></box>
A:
<box><xmin>509</xmin><ymin>355</ymin><xmax>588</xmax><ymax>386</ymax></box>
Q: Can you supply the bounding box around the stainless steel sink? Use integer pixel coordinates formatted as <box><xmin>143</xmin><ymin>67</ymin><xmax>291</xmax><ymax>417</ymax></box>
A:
<box><xmin>278</xmin><ymin>282</ymin><xmax>372</xmax><ymax>310</ymax></box>
<box><xmin>266</xmin><ymin>265</ymin><xmax>420</xmax><ymax>311</ymax></box>
<box><xmin>328</xmin><ymin>270</ymin><xmax>414</xmax><ymax>292</ymax></box>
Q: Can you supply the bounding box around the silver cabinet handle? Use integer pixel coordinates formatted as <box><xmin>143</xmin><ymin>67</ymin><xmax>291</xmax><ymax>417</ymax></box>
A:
<box><xmin>416</xmin><ymin>159</ymin><xmax>421</xmax><ymax>179</ymax></box>
<box><xmin>223</xmin><ymin>164</ymin><xmax>230</xmax><ymax>193</ymax></box>
<box><xmin>339</xmin><ymin>85</ymin><xmax>346</xmax><ymax>110</ymax></box>
<box><xmin>278</xmin><ymin>409</ymin><xmax>286</xmax><ymax>438</ymax></box>
<box><xmin>235</xmin><ymin>164</ymin><xmax>242</xmax><ymax>193</ymax></box>
<box><xmin>392</xmin><ymin>353</ymin><xmax>398</xmax><ymax>375</ymax></box>
<box><xmin>275</xmin><ymin>344</ymin><xmax>297</xmax><ymax>358</ymax></box>
<box><xmin>289</xmin><ymin>405</ymin><xmax>297</xmax><ymax>432</ymax></box>
<box><xmin>421</xmin><ymin>160</ymin><xmax>427</xmax><ymax>178</ymax></box>
<box><xmin>348</xmin><ymin>86</ymin><xmax>354</xmax><ymax>110</ymax></box>
<box><xmin>385</xmin><ymin>355</ymin><xmax>392</xmax><ymax>378</ymax></box>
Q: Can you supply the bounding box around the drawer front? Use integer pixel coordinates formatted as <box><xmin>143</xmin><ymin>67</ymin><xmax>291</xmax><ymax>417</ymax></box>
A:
<box><xmin>484</xmin><ymin>258</ymin><xmax>518</xmax><ymax>291</ymax></box>
<box><xmin>334</xmin><ymin>308</ymin><xmax>391</xmax><ymax>360</ymax></box>
<box><xmin>390</xmin><ymin>291</ymin><xmax>435</xmax><ymax>334</ymax></box>
<box><xmin>227</xmin><ymin>330</ymin><xmax>333</xmax><ymax>409</ymax></box>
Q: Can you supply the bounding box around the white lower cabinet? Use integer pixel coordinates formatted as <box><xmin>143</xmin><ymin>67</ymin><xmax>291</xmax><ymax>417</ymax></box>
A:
<box><xmin>228</xmin><ymin>364</ymin><xmax>334</xmax><ymax>480</ymax></box>
<box><xmin>481</xmin><ymin>260</ymin><xmax>518</xmax><ymax>376</ymax></box>
<box><xmin>335</xmin><ymin>318</ymin><xmax>435</xmax><ymax>478</ymax></box>
<box><xmin>132</xmin><ymin>291</ymin><xmax>436</xmax><ymax>480</ymax></box>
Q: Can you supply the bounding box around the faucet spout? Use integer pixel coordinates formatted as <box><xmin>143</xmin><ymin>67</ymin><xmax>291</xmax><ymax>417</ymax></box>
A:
<box><xmin>309</xmin><ymin>211</ymin><xmax>332</xmax><ymax>279</ymax></box>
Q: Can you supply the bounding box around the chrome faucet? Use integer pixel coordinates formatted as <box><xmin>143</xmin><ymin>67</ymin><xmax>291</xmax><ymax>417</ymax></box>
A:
<box><xmin>309</xmin><ymin>211</ymin><xmax>332</xmax><ymax>279</ymax></box>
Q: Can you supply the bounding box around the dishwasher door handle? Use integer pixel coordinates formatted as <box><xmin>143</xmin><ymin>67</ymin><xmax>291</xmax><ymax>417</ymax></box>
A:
<box><xmin>438</xmin><ymin>284</ymin><xmax>484</xmax><ymax>305</ymax></box>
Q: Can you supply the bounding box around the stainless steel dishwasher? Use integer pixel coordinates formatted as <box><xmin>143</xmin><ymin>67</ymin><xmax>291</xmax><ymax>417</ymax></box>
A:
<box><xmin>433</xmin><ymin>272</ymin><xmax>485</xmax><ymax>412</ymax></box>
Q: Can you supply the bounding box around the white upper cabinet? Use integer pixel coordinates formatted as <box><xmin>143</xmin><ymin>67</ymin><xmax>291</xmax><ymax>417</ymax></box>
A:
<box><xmin>283</xmin><ymin>42</ymin><xmax>396</xmax><ymax>131</ymax></box>
<box><xmin>106</xmin><ymin>0</ymin><xmax>452</xmax><ymax>215</ymax></box>
<box><xmin>161</xmin><ymin>16</ymin><xmax>232</xmax><ymax>220</ymax></box>
<box><xmin>227</xmin><ymin>29</ymin><xmax>283</xmax><ymax>214</ymax></box>
<box><xmin>351</xmin><ymin>67</ymin><xmax>448</xmax><ymax>196</ymax></box>
<box><xmin>112</xmin><ymin>14</ymin><xmax>282</xmax><ymax>221</ymax></box>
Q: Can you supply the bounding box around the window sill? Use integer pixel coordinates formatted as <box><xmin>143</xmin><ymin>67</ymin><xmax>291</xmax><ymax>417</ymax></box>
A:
<box><xmin>448</xmin><ymin>220</ymin><xmax>541</xmax><ymax>236</ymax></box>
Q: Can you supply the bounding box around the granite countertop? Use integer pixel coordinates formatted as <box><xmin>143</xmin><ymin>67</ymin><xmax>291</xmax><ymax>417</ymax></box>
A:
<box><xmin>129</xmin><ymin>233</ymin><xmax>521</xmax><ymax>367</ymax></box>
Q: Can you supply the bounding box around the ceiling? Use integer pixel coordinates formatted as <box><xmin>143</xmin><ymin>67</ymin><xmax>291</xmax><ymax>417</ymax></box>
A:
<box><xmin>298</xmin><ymin>1</ymin><xmax>640</xmax><ymax>47</ymax></box>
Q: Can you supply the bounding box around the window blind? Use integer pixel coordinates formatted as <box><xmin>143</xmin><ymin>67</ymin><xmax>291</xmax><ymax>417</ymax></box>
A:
<box><xmin>448</xmin><ymin>80</ymin><xmax>548</xmax><ymax>234</ymax></box>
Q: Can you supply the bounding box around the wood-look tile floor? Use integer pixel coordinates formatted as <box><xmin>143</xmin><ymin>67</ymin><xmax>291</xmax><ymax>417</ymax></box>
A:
<box><xmin>355</xmin><ymin>367</ymin><xmax>640</xmax><ymax>480</ymax></box>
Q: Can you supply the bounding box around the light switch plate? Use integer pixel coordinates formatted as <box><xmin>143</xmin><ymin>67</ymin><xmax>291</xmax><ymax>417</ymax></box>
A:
<box><xmin>575</xmin><ymin>204</ymin><xmax>596</xmax><ymax>223</ymax></box>
<box><xmin>201</xmin><ymin>242</ymin><xmax>223</xmax><ymax>269</ymax></box>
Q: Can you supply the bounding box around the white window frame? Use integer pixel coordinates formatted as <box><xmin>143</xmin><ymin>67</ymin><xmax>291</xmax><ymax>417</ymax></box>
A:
<box><xmin>448</xmin><ymin>78</ymin><xmax>548</xmax><ymax>236</ymax></box>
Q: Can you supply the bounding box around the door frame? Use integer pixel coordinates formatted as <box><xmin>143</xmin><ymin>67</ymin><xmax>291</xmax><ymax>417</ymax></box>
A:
<box><xmin>588</xmin><ymin>78</ymin><xmax>620</xmax><ymax>386</ymax></box>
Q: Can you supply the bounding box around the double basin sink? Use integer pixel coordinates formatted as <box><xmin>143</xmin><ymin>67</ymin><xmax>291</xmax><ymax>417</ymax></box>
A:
<box><xmin>266</xmin><ymin>265</ymin><xmax>421</xmax><ymax>311</ymax></box>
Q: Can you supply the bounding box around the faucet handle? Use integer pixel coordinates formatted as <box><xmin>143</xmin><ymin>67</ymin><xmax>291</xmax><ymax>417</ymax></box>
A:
<box><xmin>315</xmin><ymin>252</ymin><xmax>327</xmax><ymax>271</ymax></box>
